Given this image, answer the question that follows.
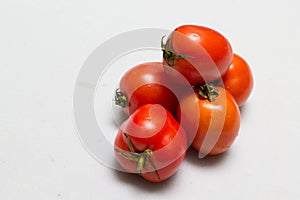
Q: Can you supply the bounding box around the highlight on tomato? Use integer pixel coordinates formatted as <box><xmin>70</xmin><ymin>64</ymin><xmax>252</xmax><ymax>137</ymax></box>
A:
<box><xmin>114</xmin><ymin>104</ymin><xmax>187</xmax><ymax>182</ymax></box>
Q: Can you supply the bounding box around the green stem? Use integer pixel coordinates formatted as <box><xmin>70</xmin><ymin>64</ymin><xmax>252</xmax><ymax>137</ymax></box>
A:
<box><xmin>115</xmin><ymin>133</ymin><xmax>160</xmax><ymax>180</ymax></box>
<box><xmin>161</xmin><ymin>35</ymin><xmax>193</xmax><ymax>67</ymax></box>
<box><xmin>197</xmin><ymin>84</ymin><xmax>219</xmax><ymax>102</ymax></box>
<box><xmin>123</xmin><ymin>133</ymin><xmax>135</xmax><ymax>153</ymax></box>
<box><xmin>114</xmin><ymin>89</ymin><xmax>128</xmax><ymax>108</ymax></box>
<box><xmin>114</xmin><ymin>148</ymin><xmax>139</xmax><ymax>162</ymax></box>
<box><xmin>136</xmin><ymin>154</ymin><xmax>147</xmax><ymax>175</ymax></box>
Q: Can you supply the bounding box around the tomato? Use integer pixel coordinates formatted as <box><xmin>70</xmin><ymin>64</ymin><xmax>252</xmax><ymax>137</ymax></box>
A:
<box><xmin>162</xmin><ymin>25</ymin><xmax>233</xmax><ymax>86</ymax></box>
<box><xmin>115</xmin><ymin>62</ymin><xmax>179</xmax><ymax>117</ymax></box>
<box><xmin>222</xmin><ymin>53</ymin><xmax>254</xmax><ymax>107</ymax></box>
<box><xmin>114</xmin><ymin>104</ymin><xmax>187</xmax><ymax>182</ymax></box>
<box><xmin>178</xmin><ymin>86</ymin><xmax>240</xmax><ymax>156</ymax></box>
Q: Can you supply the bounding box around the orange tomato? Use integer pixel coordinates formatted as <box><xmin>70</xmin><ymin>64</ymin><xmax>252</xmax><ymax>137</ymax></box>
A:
<box><xmin>222</xmin><ymin>54</ymin><xmax>254</xmax><ymax>106</ymax></box>
<box><xmin>178</xmin><ymin>86</ymin><xmax>240</xmax><ymax>156</ymax></box>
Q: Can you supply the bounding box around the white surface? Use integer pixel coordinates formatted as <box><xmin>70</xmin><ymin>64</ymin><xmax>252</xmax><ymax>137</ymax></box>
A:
<box><xmin>1</xmin><ymin>0</ymin><xmax>300</xmax><ymax>199</ymax></box>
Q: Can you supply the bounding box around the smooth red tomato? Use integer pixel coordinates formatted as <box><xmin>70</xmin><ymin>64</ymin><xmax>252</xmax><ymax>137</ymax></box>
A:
<box><xmin>178</xmin><ymin>86</ymin><xmax>240</xmax><ymax>156</ymax></box>
<box><xmin>114</xmin><ymin>104</ymin><xmax>187</xmax><ymax>182</ymax></box>
<box><xmin>162</xmin><ymin>25</ymin><xmax>233</xmax><ymax>86</ymax></box>
<box><xmin>115</xmin><ymin>62</ymin><xmax>179</xmax><ymax>117</ymax></box>
<box><xmin>222</xmin><ymin>53</ymin><xmax>254</xmax><ymax>107</ymax></box>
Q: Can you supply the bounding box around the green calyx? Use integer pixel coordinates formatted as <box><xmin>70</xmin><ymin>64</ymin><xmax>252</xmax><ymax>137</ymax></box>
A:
<box><xmin>161</xmin><ymin>35</ymin><xmax>193</xmax><ymax>67</ymax></box>
<box><xmin>114</xmin><ymin>89</ymin><xmax>128</xmax><ymax>108</ymax></box>
<box><xmin>115</xmin><ymin>133</ymin><xmax>160</xmax><ymax>180</ymax></box>
<box><xmin>197</xmin><ymin>84</ymin><xmax>219</xmax><ymax>102</ymax></box>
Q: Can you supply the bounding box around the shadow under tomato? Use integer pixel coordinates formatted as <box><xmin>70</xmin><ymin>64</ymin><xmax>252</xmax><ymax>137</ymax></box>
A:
<box><xmin>112</xmin><ymin>165</ymin><xmax>177</xmax><ymax>191</ymax></box>
<box><xmin>239</xmin><ymin>103</ymin><xmax>248</xmax><ymax>116</ymax></box>
<box><xmin>184</xmin><ymin>148</ymin><xmax>230</xmax><ymax>167</ymax></box>
<box><xmin>239</xmin><ymin>101</ymin><xmax>254</xmax><ymax>120</ymax></box>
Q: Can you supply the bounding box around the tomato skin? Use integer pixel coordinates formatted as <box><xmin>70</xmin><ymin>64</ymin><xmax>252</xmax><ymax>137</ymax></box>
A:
<box><xmin>117</xmin><ymin>62</ymin><xmax>178</xmax><ymax>116</ymax></box>
<box><xmin>222</xmin><ymin>54</ymin><xmax>254</xmax><ymax>107</ymax></box>
<box><xmin>114</xmin><ymin>104</ymin><xmax>187</xmax><ymax>182</ymax></box>
<box><xmin>163</xmin><ymin>25</ymin><xmax>233</xmax><ymax>86</ymax></box>
<box><xmin>178</xmin><ymin>87</ymin><xmax>240</xmax><ymax>155</ymax></box>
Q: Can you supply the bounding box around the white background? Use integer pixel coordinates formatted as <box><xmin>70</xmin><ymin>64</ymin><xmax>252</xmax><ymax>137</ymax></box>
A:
<box><xmin>1</xmin><ymin>0</ymin><xmax>300</xmax><ymax>199</ymax></box>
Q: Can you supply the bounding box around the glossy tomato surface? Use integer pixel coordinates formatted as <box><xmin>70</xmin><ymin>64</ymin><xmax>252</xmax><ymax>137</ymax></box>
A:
<box><xmin>222</xmin><ymin>53</ymin><xmax>254</xmax><ymax>107</ymax></box>
<box><xmin>163</xmin><ymin>25</ymin><xmax>233</xmax><ymax>86</ymax></box>
<box><xmin>178</xmin><ymin>87</ymin><xmax>240</xmax><ymax>156</ymax></box>
<box><xmin>114</xmin><ymin>104</ymin><xmax>187</xmax><ymax>182</ymax></box>
<box><xmin>116</xmin><ymin>62</ymin><xmax>179</xmax><ymax>116</ymax></box>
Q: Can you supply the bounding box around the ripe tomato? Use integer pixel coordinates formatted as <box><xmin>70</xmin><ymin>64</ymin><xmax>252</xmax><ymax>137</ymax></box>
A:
<box><xmin>162</xmin><ymin>25</ymin><xmax>233</xmax><ymax>86</ymax></box>
<box><xmin>115</xmin><ymin>62</ymin><xmax>179</xmax><ymax>117</ymax></box>
<box><xmin>178</xmin><ymin>86</ymin><xmax>240</xmax><ymax>156</ymax></box>
<box><xmin>222</xmin><ymin>53</ymin><xmax>254</xmax><ymax>107</ymax></box>
<box><xmin>114</xmin><ymin>104</ymin><xmax>187</xmax><ymax>182</ymax></box>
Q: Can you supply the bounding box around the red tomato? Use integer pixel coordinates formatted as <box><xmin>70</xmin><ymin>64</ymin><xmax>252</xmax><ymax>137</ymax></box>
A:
<box><xmin>114</xmin><ymin>104</ymin><xmax>187</xmax><ymax>182</ymax></box>
<box><xmin>178</xmin><ymin>86</ymin><xmax>240</xmax><ymax>156</ymax></box>
<box><xmin>222</xmin><ymin>53</ymin><xmax>254</xmax><ymax>107</ymax></box>
<box><xmin>115</xmin><ymin>62</ymin><xmax>179</xmax><ymax>117</ymax></box>
<box><xmin>162</xmin><ymin>25</ymin><xmax>233</xmax><ymax>86</ymax></box>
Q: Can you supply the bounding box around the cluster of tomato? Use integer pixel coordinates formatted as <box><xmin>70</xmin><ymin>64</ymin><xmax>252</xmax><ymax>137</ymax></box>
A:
<box><xmin>113</xmin><ymin>25</ymin><xmax>254</xmax><ymax>182</ymax></box>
